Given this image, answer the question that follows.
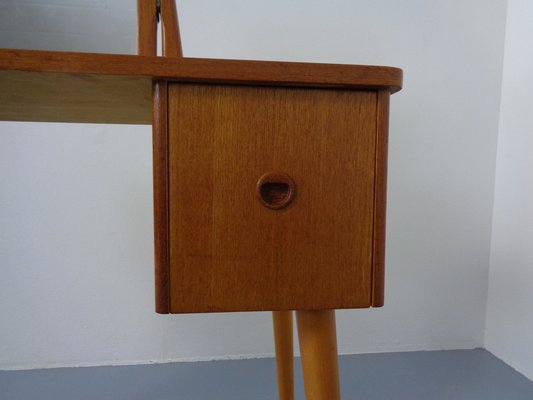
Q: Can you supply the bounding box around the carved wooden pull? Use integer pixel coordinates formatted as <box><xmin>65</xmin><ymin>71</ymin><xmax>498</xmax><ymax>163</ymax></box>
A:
<box><xmin>256</xmin><ymin>172</ymin><xmax>296</xmax><ymax>210</ymax></box>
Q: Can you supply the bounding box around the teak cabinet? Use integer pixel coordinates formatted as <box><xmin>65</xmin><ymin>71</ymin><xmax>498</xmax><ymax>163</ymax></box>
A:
<box><xmin>155</xmin><ymin>83</ymin><xmax>391</xmax><ymax>314</ymax></box>
<box><xmin>0</xmin><ymin>1</ymin><xmax>402</xmax><ymax>398</ymax></box>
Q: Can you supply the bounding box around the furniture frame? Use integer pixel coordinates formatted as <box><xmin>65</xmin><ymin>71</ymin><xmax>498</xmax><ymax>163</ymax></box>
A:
<box><xmin>0</xmin><ymin>2</ymin><xmax>402</xmax><ymax>399</ymax></box>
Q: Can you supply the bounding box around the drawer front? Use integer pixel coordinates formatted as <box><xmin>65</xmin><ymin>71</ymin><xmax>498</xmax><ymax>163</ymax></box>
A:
<box><xmin>167</xmin><ymin>83</ymin><xmax>377</xmax><ymax>313</ymax></box>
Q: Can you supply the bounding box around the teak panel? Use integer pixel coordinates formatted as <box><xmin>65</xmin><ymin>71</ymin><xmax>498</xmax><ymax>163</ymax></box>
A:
<box><xmin>371</xmin><ymin>91</ymin><xmax>390</xmax><ymax>307</ymax></box>
<box><xmin>167</xmin><ymin>84</ymin><xmax>377</xmax><ymax>312</ymax></box>
<box><xmin>0</xmin><ymin>49</ymin><xmax>402</xmax><ymax>93</ymax></box>
<box><xmin>136</xmin><ymin>0</ymin><xmax>157</xmax><ymax>57</ymax></box>
<box><xmin>0</xmin><ymin>49</ymin><xmax>401</xmax><ymax>124</ymax></box>
<box><xmin>152</xmin><ymin>81</ymin><xmax>171</xmax><ymax>313</ymax></box>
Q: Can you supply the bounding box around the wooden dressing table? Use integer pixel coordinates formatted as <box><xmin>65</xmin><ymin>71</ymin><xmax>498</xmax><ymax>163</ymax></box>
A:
<box><xmin>0</xmin><ymin>1</ymin><xmax>402</xmax><ymax>398</ymax></box>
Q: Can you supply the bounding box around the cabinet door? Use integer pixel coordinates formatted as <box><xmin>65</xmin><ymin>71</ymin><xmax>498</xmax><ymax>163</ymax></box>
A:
<box><xmin>167</xmin><ymin>83</ymin><xmax>377</xmax><ymax>313</ymax></box>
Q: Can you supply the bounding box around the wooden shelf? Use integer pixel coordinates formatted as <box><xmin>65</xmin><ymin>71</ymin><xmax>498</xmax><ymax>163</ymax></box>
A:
<box><xmin>0</xmin><ymin>48</ymin><xmax>402</xmax><ymax>125</ymax></box>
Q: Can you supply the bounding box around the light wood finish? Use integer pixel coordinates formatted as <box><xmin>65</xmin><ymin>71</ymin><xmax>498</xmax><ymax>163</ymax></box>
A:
<box><xmin>371</xmin><ymin>91</ymin><xmax>391</xmax><ymax>306</ymax></box>
<box><xmin>161</xmin><ymin>0</ymin><xmax>183</xmax><ymax>57</ymax></box>
<box><xmin>152</xmin><ymin>81</ymin><xmax>171</xmax><ymax>313</ymax></box>
<box><xmin>137</xmin><ymin>0</ymin><xmax>158</xmax><ymax>56</ymax></box>
<box><xmin>296</xmin><ymin>310</ymin><xmax>340</xmax><ymax>400</ymax></box>
<box><xmin>166</xmin><ymin>83</ymin><xmax>377</xmax><ymax>313</ymax></box>
<box><xmin>273</xmin><ymin>311</ymin><xmax>294</xmax><ymax>400</ymax></box>
<box><xmin>0</xmin><ymin>70</ymin><xmax>151</xmax><ymax>124</ymax></box>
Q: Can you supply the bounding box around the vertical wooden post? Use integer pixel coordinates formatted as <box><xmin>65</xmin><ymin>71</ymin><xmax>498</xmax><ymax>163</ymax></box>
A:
<box><xmin>296</xmin><ymin>310</ymin><xmax>341</xmax><ymax>400</ymax></box>
<box><xmin>137</xmin><ymin>0</ymin><xmax>158</xmax><ymax>56</ymax></box>
<box><xmin>151</xmin><ymin>80</ymin><xmax>170</xmax><ymax>314</ymax></box>
<box><xmin>273</xmin><ymin>311</ymin><xmax>294</xmax><ymax>400</ymax></box>
<box><xmin>371</xmin><ymin>90</ymin><xmax>391</xmax><ymax>307</ymax></box>
<box><xmin>137</xmin><ymin>0</ymin><xmax>174</xmax><ymax>313</ymax></box>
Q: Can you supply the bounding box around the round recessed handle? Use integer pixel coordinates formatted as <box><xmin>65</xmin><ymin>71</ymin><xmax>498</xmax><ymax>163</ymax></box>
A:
<box><xmin>256</xmin><ymin>172</ymin><xmax>296</xmax><ymax>210</ymax></box>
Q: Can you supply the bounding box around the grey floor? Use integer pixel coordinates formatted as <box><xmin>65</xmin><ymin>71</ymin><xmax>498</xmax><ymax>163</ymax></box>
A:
<box><xmin>1</xmin><ymin>349</ymin><xmax>533</xmax><ymax>400</ymax></box>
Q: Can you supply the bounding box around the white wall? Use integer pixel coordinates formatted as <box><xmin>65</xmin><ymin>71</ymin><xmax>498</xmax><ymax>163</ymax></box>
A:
<box><xmin>0</xmin><ymin>0</ymin><xmax>508</xmax><ymax>369</ymax></box>
<box><xmin>485</xmin><ymin>0</ymin><xmax>533</xmax><ymax>381</ymax></box>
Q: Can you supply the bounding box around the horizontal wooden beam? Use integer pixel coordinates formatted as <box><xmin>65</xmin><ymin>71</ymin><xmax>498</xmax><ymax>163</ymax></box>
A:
<box><xmin>0</xmin><ymin>48</ymin><xmax>402</xmax><ymax>124</ymax></box>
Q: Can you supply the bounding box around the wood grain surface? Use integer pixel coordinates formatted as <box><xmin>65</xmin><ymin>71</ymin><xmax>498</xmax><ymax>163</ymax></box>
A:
<box><xmin>152</xmin><ymin>81</ymin><xmax>171</xmax><ymax>313</ymax></box>
<box><xmin>137</xmin><ymin>0</ymin><xmax>157</xmax><ymax>57</ymax></box>
<box><xmin>371</xmin><ymin>91</ymin><xmax>390</xmax><ymax>307</ymax></box>
<box><xmin>0</xmin><ymin>48</ymin><xmax>402</xmax><ymax>92</ymax></box>
<box><xmin>167</xmin><ymin>83</ymin><xmax>377</xmax><ymax>312</ymax></box>
<box><xmin>296</xmin><ymin>310</ymin><xmax>340</xmax><ymax>400</ymax></box>
<box><xmin>161</xmin><ymin>0</ymin><xmax>183</xmax><ymax>57</ymax></box>
<box><xmin>0</xmin><ymin>48</ymin><xmax>401</xmax><ymax>124</ymax></box>
<box><xmin>273</xmin><ymin>311</ymin><xmax>294</xmax><ymax>400</ymax></box>
<box><xmin>0</xmin><ymin>70</ymin><xmax>152</xmax><ymax>124</ymax></box>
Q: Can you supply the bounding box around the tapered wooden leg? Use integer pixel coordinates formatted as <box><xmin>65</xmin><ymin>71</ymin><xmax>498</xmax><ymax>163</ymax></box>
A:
<box><xmin>273</xmin><ymin>311</ymin><xmax>294</xmax><ymax>400</ymax></box>
<box><xmin>296</xmin><ymin>310</ymin><xmax>340</xmax><ymax>400</ymax></box>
